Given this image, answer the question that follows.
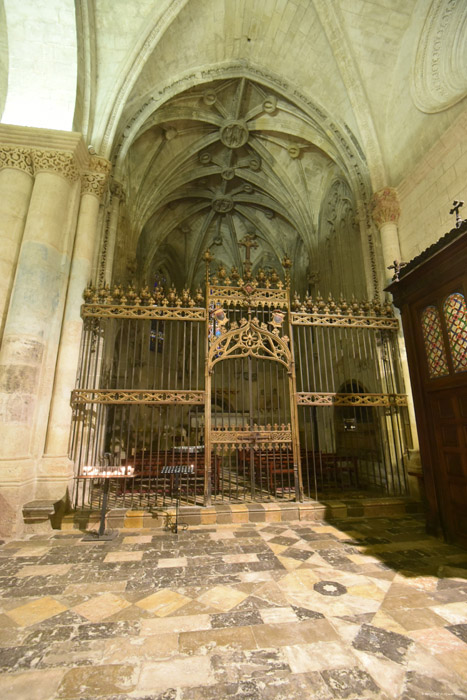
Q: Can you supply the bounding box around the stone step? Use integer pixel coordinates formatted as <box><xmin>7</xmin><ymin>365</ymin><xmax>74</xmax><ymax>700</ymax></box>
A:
<box><xmin>59</xmin><ymin>496</ymin><xmax>424</xmax><ymax>532</ymax></box>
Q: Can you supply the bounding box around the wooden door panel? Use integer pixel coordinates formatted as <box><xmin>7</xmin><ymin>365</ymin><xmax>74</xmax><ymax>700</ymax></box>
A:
<box><xmin>430</xmin><ymin>390</ymin><xmax>467</xmax><ymax>545</ymax></box>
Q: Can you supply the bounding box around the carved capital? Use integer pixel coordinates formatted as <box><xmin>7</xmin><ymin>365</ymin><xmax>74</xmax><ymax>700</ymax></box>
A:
<box><xmin>0</xmin><ymin>146</ymin><xmax>34</xmax><ymax>176</ymax></box>
<box><xmin>81</xmin><ymin>172</ymin><xmax>107</xmax><ymax>200</ymax></box>
<box><xmin>110</xmin><ymin>179</ymin><xmax>125</xmax><ymax>202</ymax></box>
<box><xmin>81</xmin><ymin>155</ymin><xmax>111</xmax><ymax>201</ymax></box>
<box><xmin>32</xmin><ymin>149</ymin><xmax>79</xmax><ymax>182</ymax></box>
<box><xmin>89</xmin><ymin>155</ymin><xmax>112</xmax><ymax>177</ymax></box>
<box><xmin>372</xmin><ymin>187</ymin><xmax>400</xmax><ymax>228</ymax></box>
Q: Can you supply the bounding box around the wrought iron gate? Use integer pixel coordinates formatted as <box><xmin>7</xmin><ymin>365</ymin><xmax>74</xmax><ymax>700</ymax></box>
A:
<box><xmin>70</xmin><ymin>256</ymin><xmax>410</xmax><ymax>509</ymax></box>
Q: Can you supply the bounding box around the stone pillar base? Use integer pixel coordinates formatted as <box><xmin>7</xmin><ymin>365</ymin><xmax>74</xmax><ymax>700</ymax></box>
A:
<box><xmin>0</xmin><ymin>457</ymin><xmax>37</xmax><ymax>537</ymax></box>
<box><xmin>36</xmin><ymin>455</ymin><xmax>74</xmax><ymax>501</ymax></box>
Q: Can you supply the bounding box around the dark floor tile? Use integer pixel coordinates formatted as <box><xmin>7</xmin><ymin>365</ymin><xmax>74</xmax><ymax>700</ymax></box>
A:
<box><xmin>291</xmin><ymin>605</ymin><xmax>325</xmax><ymax>620</ymax></box>
<box><xmin>210</xmin><ymin>610</ymin><xmax>263</xmax><ymax>628</ymax></box>
<box><xmin>352</xmin><ymin>624</ymin><xmax>413</xmax><ymax>664</ymax></box>
<box><xmin>321</xmin><ymin>666</ymin><xmax>381</xmax><ymax>698</ymax></box>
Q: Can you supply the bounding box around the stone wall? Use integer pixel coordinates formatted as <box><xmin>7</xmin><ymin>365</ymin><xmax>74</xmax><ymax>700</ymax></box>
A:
<box><xmin>397</xmin><ymin>110</ymin><xmax>467</xmax><ymax>262</ymax></box>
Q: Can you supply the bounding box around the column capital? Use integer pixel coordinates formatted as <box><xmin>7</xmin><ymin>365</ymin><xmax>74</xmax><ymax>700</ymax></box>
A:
<box><xmin>0</xmin><ymin>146</ymin><xmax>34</xmax><ymax>176</ymax></box>
<box><xmin>372</xmin><ymin>187</ymin><xmax>401</xmax><ymax>228</ymax></box>
<box><xmin>81</xmin><ymin>156</ymin><xmax>112</xmax><ymax>201</ymax></box>
<box><xmin>110</xmin><ymin>179</ymin><xmax>125</xmax><ymax>202</ymax></box>
<box><xmin>32</xmin><ymin>149</ymin><xmax>80</xmax><ymax>182</ymax></box>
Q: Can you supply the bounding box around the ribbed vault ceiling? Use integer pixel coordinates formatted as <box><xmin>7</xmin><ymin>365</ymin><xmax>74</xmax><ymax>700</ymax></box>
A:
<box><xmin>127</xmin><ymin>77</ymin><xmax>353</xmax><ymax>290</ymax></box>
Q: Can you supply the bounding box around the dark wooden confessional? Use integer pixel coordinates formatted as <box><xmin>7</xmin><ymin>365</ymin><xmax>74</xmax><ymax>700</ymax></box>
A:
<box><xmin>388</xmin><ymin>211</ymin><xmax>467</xmax><ymax>547</ymax></box>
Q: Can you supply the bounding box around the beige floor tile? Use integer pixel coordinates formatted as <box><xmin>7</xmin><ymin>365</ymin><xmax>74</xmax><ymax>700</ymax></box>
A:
<box><xmin>138</xmin><ymin>656</ymin><xmax>214</xmax><ymax>691</ymax></box>
<box><xmin>168</xmin><ymin>599</ymin><xmax>218</xmax><ymax>616</ymax></box>
<box><xmin>197</xmin><ymin>585</ymin><xmax>248</xmax><ymax>611</ymax></box>
<box><xmin>237</xmin><ymin>570</ymin><xmax>273</xmax><ymax>583</ymax></box>
<box><xmin>260</xmin><ymin>606</ymin><xmax>298</xmax><ymax>624</ymax></box>
<box><xmin>382</xmin><ymin>590</ymin><xmax>436</xmax><ymax>610</ymax></box>
<box><xmin>64</xmin><ymin>581</ymin><xmax>127</xmax><ymax>596</ymax></box>
<box><xmin>409</xmin><ymin>626</ymin><xmax>467</xmax><ymax>654</ymax></box>
<box><xmin>140</xmin><ymin>613</ymin><xmax>212</xmax><ymax>635</ymax></box>
<box><xmin>6</xmin><ymin>597</ymin><xmax>68</xmax><ymax>627</ymax></box>
<box><xmin>392</xmin><ymin>573</ymin><xmax>438</xmax><ymax>592</ymax></box>
<box><xmin>57</xmin><ymin>664</ymin><xmax>136</xmax><ymax>698</ymax></box>
<box><xmin>179</xmin><ymin>625</ymin><xmax>258</xmax><ymax>654</ymax></box>
<box><xmin>12</xmin><ymin>547</ymin><xmax>51</xmax><ymax>558</ymax></box>
<box><xmin>103</xmin><ymin>633</ymin><xmax>179</xmax><ymax>662</ymax></box>
<box><xmin>104</xmin><ymin>551</ymin><xmax>143</xmax><ymax>563</ymax></box>
<box><xmin>16</xmin><ymin>564</ymin><xmax>72</xmax><ymax>578</ymax></box>
<box><xmin>276</xmin><ymin>555</ymin><xmax>303</xmax><ymax>570</ymax></box>
<box><xmin>267</xmin><ymin>542</ymin><xmax>287</xmax><ymax>555</ymax></box>
<box><xmin>122</xmin><ymin>535</ymin><xmax>153</xmax><ymax>544</ymax></box>
<box><xmin>388</xmin><ymin>607</ymin><xmax>448</xmax><ymax>631</ymax></box>
<box><xmin>252</xmin><ymin>618</ymin><xmax>338</xmax><ymax>647</ymax></box>
<box><xmin>277</xmin><ymin>569</ymin><xmax>320</xmax><ymax>594</ymax></box>
<box><xmin>436</xmin><ymin>648</ymin><xmax>467</xmax><ymax>682</ymax></box>
<box><xmin>431</xmin><ymin>602</ymin><xmax>467</xmax><ymax>624</ymax></box>
<box><xmin>136</xmin><ymin>590</ymin><xmax>192</xmax><ymax>617</ymax></box>
<box><xmin>285</xmin><ymin>641</ymin><xmax>358</xmax><ymax>673</ymax></box>
<box><xmin>371</xmin><ymin>610</ymin><xmax>412</xmax><ymax>635</ymax></box>
<box><xmin>347</xmin><ymin>583</ymin><xmax>386</xmax><ymax>601</ymax></box>
<box><xmin>157</xmin><ymin>557</ymin><xmax>187</xmax><ymax>568</ymax></box>
<box><xmin>72</xmin><ymin>593</ymin><xmax>131</xmax><ymax>622</ymax></box>
<box><xmin>0</xmin><ymin>669</ymin><xmax>66</xmax><ymax>700</ymax></box>
<box><xmin>222</xmin><ymin>553</ymin><xmax>259</xmax><ymax>563</ymax></box>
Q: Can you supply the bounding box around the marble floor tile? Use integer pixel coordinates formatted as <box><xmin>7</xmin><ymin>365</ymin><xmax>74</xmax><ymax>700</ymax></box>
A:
<box><xmin>136</xmin><ymin>590</ymin><xmax>192</xmax><ymax>616</ymax></box>
<box><xmin>197</xmin><ymin>585</ymin><xmax>249</xmax><ymax>611</ymax></box>
<box><xmin>6</xmin><ymin>597</ymin><xmax>68</xmax><ymax>627</ymax></box>
<box><xmin>72</xmin><ymin>592</ymin><xmax>131</xmax><ymax>622</ymax></box>
<box><xmin>140</xmin><ymin>613</ymin><xmax>212</xmax><ymax>635</ymax></box>
<box><xmin>103</xmin><ymin>551</ymin><xmax>143</xmax><ymax>562</ymax></box>
<box><xmin>158</xmin><ymin>556</ymin><xmax>188</xmax><ymax>568</ymax></box>
<box><xmin>138</xmin><ymin>656</ymin><xmax>215</xmax><ymax>692</ymax></box>
<box><xmin>0</xmin><ymin>514</ymin><xmax>466</xmax><ymax>699</ymax></box>
<box><xmin>285</xmin><ymin>641</ymin><xmax>359</xmax><ymax>673</ymax></box>
<box><xmin>260</xmin><ymin>606</ymin><xmax>299</xmax><ymax>624</ymax></box>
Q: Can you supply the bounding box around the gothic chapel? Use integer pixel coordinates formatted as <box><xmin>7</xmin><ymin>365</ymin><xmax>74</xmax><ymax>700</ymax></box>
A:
<box><xmin>0</xmin><ymin>0</ymin><xmax>467</xmax><ymax>543</ymax></box>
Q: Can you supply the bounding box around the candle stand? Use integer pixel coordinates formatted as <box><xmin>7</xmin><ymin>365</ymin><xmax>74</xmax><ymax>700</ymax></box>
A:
<box><xmin>161</xmin><ymin>464</ymin><xmax>195</xmax><ymax>533</ymax></box>
<box><xmin>79</xmin><ymin>464</ymin><xmax>135</xmax><ymax>541</ymax></box>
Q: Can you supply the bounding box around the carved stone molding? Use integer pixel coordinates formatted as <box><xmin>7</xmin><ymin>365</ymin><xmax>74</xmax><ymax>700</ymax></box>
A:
<box><xmin>372</xmin><ymin>187</ymin><xmax>401</xmax><ymax>228</ymax></box>
<box><xmin>110</xmin><ymin>179</ymin><xmax>125</xmax><ymax>202</ymax></box>
<box><xmin>32</xmin><ymin>149</ymin><xmax>79</xmax><ymax>182</ymax></box>
<box><xmin>89</xmin><ymin>155</ymin><xmax>112</xmax><ymax>177</ymax></box>
<box><xmin>412</xmin><ymin>0</ymin><xmax>467</xmax><ymax>113</ymax></box>
<box><xmin>0</xmin><ymin>146</ymin><xmax>34</xmax><ymax>176</ymax></box>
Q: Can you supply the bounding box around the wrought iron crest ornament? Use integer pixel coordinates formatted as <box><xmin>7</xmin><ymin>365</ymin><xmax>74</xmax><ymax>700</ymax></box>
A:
<box><xmin>387</xmin><ymin>260</ymin><xmax>408</xmax><ymax>282</ymax></box>
<box><xmin>450</xmin><ymin>200</ymin><xmax>464</xmax><ymax>228</ymax></box>
<box><xmin>208</xmin><ymin>319</ymin><xmax>291</xmax><ymax>370</ymax></box>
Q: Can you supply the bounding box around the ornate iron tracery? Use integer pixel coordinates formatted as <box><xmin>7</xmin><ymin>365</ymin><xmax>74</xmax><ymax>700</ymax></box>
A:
<box><xmin>70</xmin><ymin>259</ymin><xmax>410</xmax><ymax>511</ymax></box>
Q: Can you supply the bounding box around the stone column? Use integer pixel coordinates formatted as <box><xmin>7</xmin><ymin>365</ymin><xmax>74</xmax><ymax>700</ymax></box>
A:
<box><xmin>372</xmin><ymin>187</ymin><xmax>420</xmax><ymax>456</ymax></box>
<box><xmin>372</xmin><ymin>187</ymin><xmax>402</xmax><ymax>286</ymax></box>
<box><xmin>95</xmin><ymin>180</ymin><xmax>124</xmax><ymax>286</ymax></box>
<box><xmin>40</xmin><ymin>158</ymin><xmax>111</xmax><ymax>497</ymax></box>
<box><xmin>0</xmin><ymin>147</ymin><xmax>35</xmax><ymax>340</ymax></box>
<box><xmin>0</xmin><ymin>139</ymin><xmax>84</xmax><ymax>537</ymax></box>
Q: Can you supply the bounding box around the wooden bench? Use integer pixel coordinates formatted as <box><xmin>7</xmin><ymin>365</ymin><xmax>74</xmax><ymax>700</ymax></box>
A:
<box><xmin>305</xmin><ymin>451</ymin><xmax>359</xmax><ymax>488</ymax></box>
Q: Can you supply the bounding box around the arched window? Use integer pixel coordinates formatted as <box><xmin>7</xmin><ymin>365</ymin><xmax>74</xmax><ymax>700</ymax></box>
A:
<box><xmin>444</xmin><ymin>293</ymin><xmax>467</xmax><ymax>373</ymax></box>
<box><xmin>421</xmin><ymin>306</ymin><xmax>449</xmax><ymax>378</ymax></box>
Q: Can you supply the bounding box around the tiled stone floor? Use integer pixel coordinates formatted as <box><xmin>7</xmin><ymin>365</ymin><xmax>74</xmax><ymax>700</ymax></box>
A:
<box><xmin>0</xmin><ymin>514</ymin><xmax>466</xmax><ymax>699</ymax></box>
